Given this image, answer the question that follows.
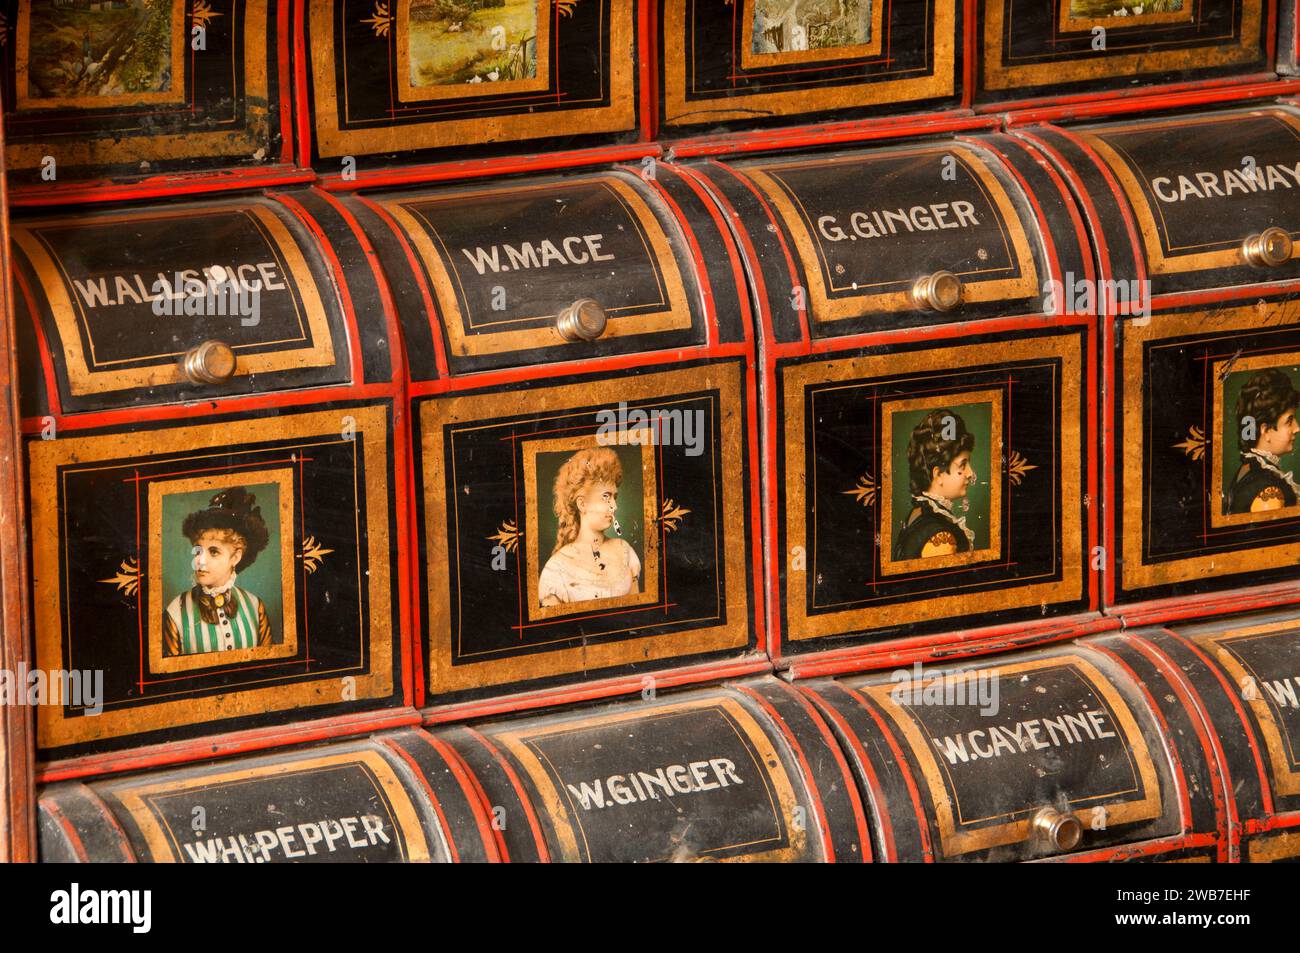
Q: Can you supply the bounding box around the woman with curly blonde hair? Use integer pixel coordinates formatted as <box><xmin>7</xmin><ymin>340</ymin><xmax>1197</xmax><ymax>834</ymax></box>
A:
<box><xmin>538</xmin><ymin>447</ymin><xmax>641</xmax><ymax>607</ymax></box>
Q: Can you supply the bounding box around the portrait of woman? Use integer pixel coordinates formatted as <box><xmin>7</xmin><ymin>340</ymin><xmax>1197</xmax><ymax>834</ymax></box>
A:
<box><xmin>1227</xmin><ymin>367</ymin><xmax>1300</xmax><ymax>514</ymax></box>
<box><xmin>894</xmin><ymin>409</ymin><xmax>979</xmax><ymax>560</ymax></box>
<box><xmin>162</xmin><ymin>486</ymin><xmax>273</xmax><ymax>657</ymax></box>
<box><xmin>538</xmin><ymin>447</ymin><xmax>642</xmax><ymax>607</ymax></box>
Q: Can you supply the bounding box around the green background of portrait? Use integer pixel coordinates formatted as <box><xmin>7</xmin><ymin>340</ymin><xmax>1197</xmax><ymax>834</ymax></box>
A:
<box><xmin>890</xmin><ymin>401</ymin><xmax>993</xmax><ymax>551</ymax></box>
<box><xmin>160</xmin><ymin>481</ymin><xmax>284</xmax><ymax>644</ymax></box>
<box><xmin>1221</xmin><ymin>363</ymin><xmax>1300</xmax><ymax>510</ymax></box>
<box><xmin>534</xmin><ymin>444</ymin><xmax>646</xmax><ymax>571</ymax></box>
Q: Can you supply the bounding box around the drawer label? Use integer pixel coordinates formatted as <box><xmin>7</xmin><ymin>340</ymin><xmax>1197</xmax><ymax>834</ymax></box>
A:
<box><xmin>859</xmin><ymin>655</ymin><xmax>1162</xmax><ymax>857</ymax></box>
<box><xmin>383</xmin><ymin>176</ymin><xmax>692</xmax><ymax>356</ymax></box>
<box><xmin>494</xmin><ymin>696</ymin><xmax>804</xmax><ymax>863</ymax></box>
<box><xmin>12</xmin><ymin>204</ymin><xmax>336</xmax><ymax>396</ymax></box>
<box><xmin>103</xmin><ymin>750</ymin><xmax>432</xmax><ymax>863</ymax></box>
<box><xmin>744</xmin><ymin>143</ymin><xmax>1038</xmax><ymax>320</ymax></box>
<box><xmin>1079</xmin><ymin>110</ymin><xmax>1300</xmax><ymax>274</ymax></box>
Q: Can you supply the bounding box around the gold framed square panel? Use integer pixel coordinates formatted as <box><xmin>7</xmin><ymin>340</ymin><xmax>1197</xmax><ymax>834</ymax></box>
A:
<box><xmin>311</xmin><ymin>0</ymin><xmax>635</xmax><ymax>157</ymax></box>
<box><xmin>1058</xmin><ymin>0</ymin><xmax>1194</xmax><ymax>31</ymax></box>
<box><xmin>664</xmin><ymin>0</ymin><xmax>956</xmax><ymax>126</ymax></box>
<box><xmin>983</xmin><ymin>0</ymin><xmax>1262</xmax><ymax>91</ymax></box>
<box><xmin>783</xmin><ymin>334</ymin><xmax>1083</xmax><ymax>640</ymax></box>
<box><xmin>738</xmin><ymin>0</ymin><xmax>884</xmax><ymax>69</ymax></box>
<box><xmin>30</xmin><ymin>407</ymin><xmax>393</xmax><ymax>749</ymax></box>
<box><xmin>1210</xmin><ymin>352</ymin><xmax>1300</xmax><ymax>530</ymax></box>
<box><xmin>1121</xmin><ymin>305</ymin><xmax>1300</xmax><ymax>592</ymax></box>
<box><xmin>394</xmin><ymin>0</ymin><xmax>553</xmax><ymax>103</ymax></box>
<box><xmin>421</xmin><ymin>362</ymin><xmax>750</xmax><ymax>694</ymax></box>
<box><xmin>7</xmin><ymin>0</ymin><xmax>272</xmax><ymax>171</ymax></box>
<box><xmin>859</xmin><ymin>655</ymin><xmax>1163</xmax><ymax>856</ymax></box>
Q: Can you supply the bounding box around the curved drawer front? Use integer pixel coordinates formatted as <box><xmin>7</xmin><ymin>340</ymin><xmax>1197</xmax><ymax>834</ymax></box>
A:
<box><xmin>357</xmin><ymin>171</ymin><xmax>711</xmax><ymax>376</ymax></box>
<box><xmin>703</xmin><ymin>140</ymin><xmax>1047</xmax><ymax>340</ymax></box>
<box><xmin>1055</xmin><ymin>107</ymin><xmax>1300</xmax><ymax>296</ymax></box>
<box><xmin>804</xmin><ymin>645</ymin><xmax>1186</xmax><ymax>862</ymax></box>
<box><xmin>436</xmin><ymin>679</ymin><xmax>867</xmax><ymax>863</ymax></box>
<box><xmin>36</xmin><ymin>737</ymin><xmax>488</xmax><ymax>863</ymax></box>
<box><xmin>11</xmin><ymin>196</ymin><xmax>353</xmax><ymax>414</ymax></box>
<box><xmin>1154</xmin><ymin>610</ymin><xmax>1300</xmax><ymax>860</ymax></box>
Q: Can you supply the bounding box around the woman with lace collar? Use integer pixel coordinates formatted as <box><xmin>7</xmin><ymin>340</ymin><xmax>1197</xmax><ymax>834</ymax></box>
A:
<box><xmin>1227</xmin><ymin>368</ymin><xmax>1300</xmax><ymax>515</ymax></box>
<box><xmin>894</xmin><ymin>409</ymin><xmax>978</xmax><ymax>560</ymax></box>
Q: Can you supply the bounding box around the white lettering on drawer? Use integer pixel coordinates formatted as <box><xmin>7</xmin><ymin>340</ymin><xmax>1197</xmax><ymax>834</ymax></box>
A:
<box><xmin>930</xmin><ymin>709</ymin><xmax>1118</xmax><ymax>764</ymax></box>
<box><xmin>1150</xmin><ymin>162</ymin><xmax>1300</xmax><ymax>202</ymax></box>
<box><xmin>565</xmin><ymin>758</ymin><xmax>745</xmax><ymax>811</ymax></box>
<box><xmin>816</xmin><ymin>202</ymin><xmax>981</xmax><ymax>242</ymax></box>
<box><xmin>460</xmin><ymin>234</ymin><xmax>616</xmax><ymax>275</ymax></box>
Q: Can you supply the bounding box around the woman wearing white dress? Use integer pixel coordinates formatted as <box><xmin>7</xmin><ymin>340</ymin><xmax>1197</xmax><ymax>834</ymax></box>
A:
<box><xmin>539</xmin><ymin>447</ymin><xmax>641</xmax><ymax>607</ymax></box>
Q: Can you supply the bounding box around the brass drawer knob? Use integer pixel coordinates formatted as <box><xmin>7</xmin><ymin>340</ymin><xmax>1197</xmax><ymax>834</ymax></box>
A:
<box><xmin>1031</xmin><ymin>806</ymin><xmax>1083</xmax><ymax>852</ymax></box>
<box><xmin>181</xmin><ymin>340</ymin><xmax>237</xmax><ymax>384</ymax></box>
<box><xmin>910</xmin><ymin>271</ymin><xmax>963</xmax><ymax>312</ymax></box>
<box><xmin>1242</xmin><ymin>227</ymin><xmax>1293</xmax><ymax>268</ymax></box>
<box><xmin>555</xmin><ymin>298</ymin><xmax>608</xmax><ymax>342</ymax></box>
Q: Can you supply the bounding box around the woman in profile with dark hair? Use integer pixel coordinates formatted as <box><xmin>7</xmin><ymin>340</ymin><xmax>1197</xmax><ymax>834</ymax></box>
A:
<box><xmin>1228</xmin><ymin>368</ymin><xmax>1300</xmax><ymax>514</ymax></box>
<box><xmin>894</xmin><ymin>409</ymin><xmax>978</xmax><ymax>560</ymax></box>
<box><xmin>163</xmin><ymin>487</ymin><xmax>272</xmax><ymax>657</ymax></box>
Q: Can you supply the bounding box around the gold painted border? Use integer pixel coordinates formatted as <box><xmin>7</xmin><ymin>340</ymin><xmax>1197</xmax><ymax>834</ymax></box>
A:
<box><xmin>784</xmin><ymin>335</ymin><xmax>1082</xmax><ymax>640</ymax></box>
<box><xmin>1210</xmin><ymin>352</ymin><xmax>1300</xmax><ymax>529</ymax></box>
<box><xmin>15</xmin><ymin>0</ymin><xmax>188</xmax><ymax>110</ymax></box>
<box><xmin>1248</xmin><ymin>829</ymin><xmax>1300</xmax><ymax>862</ymax></box>
<box><xmin>31</xmin><ymin>406</ymin><xmax>393</xmax><ymax>749</ymax></box>
<box><xmin>313</xmin><ymin>1</ymin><xmax>633</xmax><ymax>156</ymax></box>
<box><xmin>422</xmin><ymin>363</ymin><xmax>749</xmax><ymax>694</ymax></box>
<box><xmin>746</xmin><ymin>144</ymin><xmax>1039</xmax><ymax>321</ymax></box>
<box><xmin>1078</xmin><ymin>111</ymin><xmax>1300</xmax><ymax>275</ymax></box>
<box><xmin>492</xmin><ymin>695</ymin><xmax>805</xmax><ymax>862</ymax></box>
<box><xmin>1058</xmin><ymin>0</ymin><xmax>1193</xmax><ymax>31</ymax></box>
<box><xmin>522</xmin><ymin>432</ymin><xmax>660</xmax><ymax>621</ymax></box>
<box><xmin>1192</xmin><ymin>620</ymin><xmax>1300</xmax><ymax>797</ymax></box>
<box><xmin>395</xmin><ymin>0</ymin><xmax>551</xmax><ymax>102</ymax></box>
<box><xmin>106</xmin><ymin>750</ymin><xmax>430</xmax><ymax>862</ymax></box>
<box><xmin>879</xmin><ymin>389</ymin><xmax>1004</xmax><ymax>577</ymax></box>
<box><xmin>1120</xmin><ymin>304</ymin><xmax>1300</xmax><ymax>592</ymax></box>
<box><xmin>858</xmin><ymin>655</ymin><xmax>1163</xmax><ymax>857</ymax></box>
<box><xmin>7</xmin><ymin>0</ymin><xmax>271</xmax><ymax>170</ymax></box>
<box><xmin>664</xmin><ymin>0</ymin><xmax>955</xmax><ymax>126</ymax></box>
<box><xmin>983</xmin><ymin>0</ymin><xmax>1261</xmax><ymax>90</ymax></box>
<box><xmin>147</xmin><ymin>468</ymin><xmax>299</xmax><ymax>675</ymax></box>
<box><xmin>382</xmin><ymin>176</ymin><xmax>693</xmax><ymax>357</ymax></box>
<box><xmin>13</xmin><ymin>203</ymin><xmax>337</xmax><ymax>397</ymax></box>
<box><xmin>738</xmin><ymin>0</ymin><xmax>884</xmax><ymax>69</ymax></box>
